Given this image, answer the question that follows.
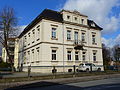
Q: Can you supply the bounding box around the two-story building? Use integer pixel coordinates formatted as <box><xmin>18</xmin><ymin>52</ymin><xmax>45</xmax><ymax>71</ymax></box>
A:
<box><xmin>18</xmin><ymin>9</ymin><xmax>103</xmax><ymax>73</ymax></box>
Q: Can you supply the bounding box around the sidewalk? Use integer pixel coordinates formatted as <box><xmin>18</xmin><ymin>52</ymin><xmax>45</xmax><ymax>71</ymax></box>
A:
<box><xmin>0</xmin><ymin>73</ymin><xmax>120</xmax><ymax>90</ymax></box>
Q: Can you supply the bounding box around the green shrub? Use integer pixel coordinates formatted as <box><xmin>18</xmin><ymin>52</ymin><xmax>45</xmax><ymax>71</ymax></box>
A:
<box><xmin>0</xmin><ymin>61</ymin><xmax>11</xmax><ymax>68</ymax></box>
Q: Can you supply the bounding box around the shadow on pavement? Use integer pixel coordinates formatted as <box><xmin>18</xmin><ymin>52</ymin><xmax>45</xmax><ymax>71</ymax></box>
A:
<box><xmin>5</xmin><ymin>81</ymin><xmax>84</xmax><ymax>90</ymax></box>
<box><xmin>84</xmin><ymin>83</ymin><xmax>120</xmax><ymax>90</ymax></box>
<box><xmin>4</xmin><ymin>81</ymin><xmax>120</xmax><ymax>90</ymax></box>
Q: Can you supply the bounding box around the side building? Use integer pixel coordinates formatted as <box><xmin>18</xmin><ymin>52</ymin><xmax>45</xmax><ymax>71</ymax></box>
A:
<box><xmin>2</xmin><ymin>38</ymin><xmax>19</xmax><ymax>70</ymax></box>
<box><xmin>18</xmin><ymin>9</ymin><xmax>103</xmax><ymax>73</ymax></box>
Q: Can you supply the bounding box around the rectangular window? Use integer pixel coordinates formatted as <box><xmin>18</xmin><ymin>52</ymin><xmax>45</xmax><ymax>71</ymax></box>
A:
<box><xmin>93</xmin><ymin>52</ymin><xmax>97</xmax><ymax>61</ymax></box>
<box><xmin>74</xmin><ymin>32</ymin><xmax>78</xmax><ymax>40</ymax></box>
<box><xmin>92</xmin><ymin>35</ymin><xmax>96</xmax><ymax>44</ymax></box>
<box><xmin>67</xmin><ymin>51</ymin><xmax>71</xmax><ymax>60</ymax></box>
<box><xmin>82</xmin><ymin>51</ymin><xmax>86</xmax><ymax>61</ymax></box>
<box><xmin>81</xmin><ymin>19</ymin><xmax>84</xmax><ymax>24</ymax></box>
<box><xmin>75</xmin><ymin>51</ymin><xmax>79</xmax><ymax>60</ymax></box>
<box><xmin>52</xmin><ymin>28</ymin><xmax>56</xmax><ymax>39</ymax></box>
<box><xmin>52</xmin><ymin>50</ymin><xmax>56</xmax><ymax>60</ymax></box>
<box><xmin>28</xmin><ymin>33</ymin><xmax>30</xmax><ymax>37</ymax></box>
<box><xmin>67</xmin><ymin>30</ymin><xmax>71</xmax><ymax>40</ymax></box>
<box><xmin>81</xmin><ymin>33</ymin><xmax>85</xmax><ymax>42</ymax></box>
<box><xmin>24</xmin><ymin>36</ymin><xmax>27</xmax><ymax>42</ymax></box>
<box><xmin>75</xmin><ymin>17</ymin><xmax>77</xmax><ymax>21</ymax></box>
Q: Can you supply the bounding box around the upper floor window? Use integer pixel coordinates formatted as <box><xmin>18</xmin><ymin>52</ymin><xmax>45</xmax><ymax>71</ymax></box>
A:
<box><xmin>67</xmin><ymin>15</ymin><xmax>70</xmax><ymax>19</ymax></box>
<box><xmin>32</xmin><ymin>29</ymin><xmax>35</xmax><ymax>34</ymax></box>
<box><xmin>52</xmin><ymin>28</ymin><xmax>56</xmax><ymax>39</ymax></box>
<box><xmin>81</xmin><ymin>19</ymin><xmax>84</xmax><ymax>24</ymax></box>
<box><xmin>74</xmin><ymin>17</ymin><xmax>77</xmax><ymax>21</ymax></box>
<box><xmin>81</xmin><ymin>32</ymin><xmax>85</xmax><ymax>42</ymax></box>
<box><xmin>28</xmin><ymin>33</ymin><xmax>30</xmax><ymax>37</ymax></box>
<box><xmin>52</xmin><ymin>50</ymin><xmax>57</xmax><ymax>60</ymax></box>
<box><xmin>92</xmin><ymin>34</ymin><xmax>96</xmax><ymax>44</ymax></box>
<box><xmin>24</xmin><ymin>36</ymin><xmax>27</xmax><ymax>42</ymax></box>
<box><xmin>67</xmin><ymin>30</ymin><xmax>71</xmax><ymax>40</ymax></box>
<box><xmin>75</xmin><ymin>51</ymin><xmax>79</xmax><ymax>60</ymax></box>
<box><xmin>74</xmin><ymin>32</ymin><xmax>78</xmax><ymax>41</ymax></box>
<box><xmin>67</xmin><ymin>51</ymin><xmax>72</xmax><ymax>60</ymax></box>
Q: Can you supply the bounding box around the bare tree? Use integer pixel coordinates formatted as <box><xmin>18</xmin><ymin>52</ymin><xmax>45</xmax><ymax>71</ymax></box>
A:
<box><xmin>102</xmin><ymin>43</ymin><xmax>111</xmax><ymax>70</ymax></box>
<box><xmin>0</xmin><ymin>7</ymin><xmax>17</xmax><ymax>71</ymax></box>
<box><xmin>113</xmin><ymin>44</ymin><xmax>120</xmax><ymax>62</ymax></box>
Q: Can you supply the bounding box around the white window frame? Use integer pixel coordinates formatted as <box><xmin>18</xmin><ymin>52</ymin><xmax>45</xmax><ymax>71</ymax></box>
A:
<box><xmin>52</xmin><ymin>49</ymin><xmax>57</xmax><ymax>60</ymax></box>
<box><xmin>67</xmin><ymin>50</ymin><xmax>72</xmax><ymax>60</ymax></box>
<box><xmin>82</xmin><ymin>51</ymin><xmax>86</xmax><ymax>61</ymax></box>
<box><xmin>81</xmin><ymin>32</ymin><xmax>85</xmax><ymax>42</ymax></box>
<box><xmin>75</xmin><ymin>51</ymin><xmax>79</xmax><ymax>60</ymax></box>
<box><xmin>67</xmin><ymin>30</ymin><xmax>71</xmax><ymax>40</ymax></box>
<box><xmin>51</xmin><ymin>27</ymin><xmax>57</xmax><ymax>39</ymax></box>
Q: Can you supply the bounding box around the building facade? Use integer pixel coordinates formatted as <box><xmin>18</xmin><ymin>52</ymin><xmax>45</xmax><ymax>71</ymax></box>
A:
<box><xmin>18</xmin><ymin>9</ymin><xmax>103</xmax><ymax>73</ymax></box>
<box><xmin>2</xmin><ymin>38</ymin><xmax>16</xmax><ymax>63</ymax></box>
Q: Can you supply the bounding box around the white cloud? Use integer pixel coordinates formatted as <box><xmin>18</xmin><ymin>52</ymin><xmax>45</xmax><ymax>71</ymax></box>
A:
<box><xmin>63</xmin><ymin>0</ymin><xmax>120</xmax><ymax>34</ymax></box>
<box><xmin>102</xmin><ymin>34</ymin><xmax>120</xmax><ymax>47</ymax></box>
<box><xmin>17</xmin><ymin>25</ymin><xmax>27</xmax><ymax>35</ymax></box>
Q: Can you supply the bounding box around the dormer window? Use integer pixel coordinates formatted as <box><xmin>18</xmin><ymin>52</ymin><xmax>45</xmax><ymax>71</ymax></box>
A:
<box><xmin>75</xmin><ymin>17</ymin><xmax>77</xmax><ymax>21</ymax></box>
<box><xmin>67</xmin><ymin>15</ymin><xmax>70</xmax><ymax>19</ymax></box>
<box><xmin>81</xmin><ymin>19</ymin><xmax>84</xmax><ymax>24</ymax></box>
<box><xmin>91</xmin><ymin>23</ymin><xmax>95</xmax><ymax>27</ymax></box>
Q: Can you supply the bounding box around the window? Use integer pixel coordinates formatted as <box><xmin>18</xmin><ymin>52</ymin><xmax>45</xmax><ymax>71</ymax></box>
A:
<box><xmin>32</xmin><ymin>29</ymin><xmax>35</xmax><ymax>34</ymax></box>
<box><xmin>36</xmin><ymin>47</ymin><xmax>40</xmax><ymax>61</ymax></box>
<box><xmin>24</xmin><ymin>36</ymin><xmax>27</xmax><ymax>42</ymax></box>
<box><xmin>75</xmin><ymin>51</ymin><xmax>79</xmax><ymax>60</ymax></box>
<box><xmin>28</xmin><ymin>33</ymin><xmax>30</xmax><ymax>37</ymax></box>
<box><xmin>82</xmin><ymin>51</ymin><xmax>86</xmax><ymax>60</ymax></box>
<box><xmin>24</xmin><ymin>52</ymin><xmax>26</xmax><ymax>63</ymax></box>
<box><xmin>92</xmin><ymin>35</ymin><xmax>96</xmax><ymax>44</ymax></box>
<box><xmin>81</xmin><ymin>33</ymin><xmax>85</xmax><ymax>42</ymax></box>
<box><xmin>75</xmin><ymin>17</ymin><xmax>77</xmax><ymax>21</ymax></box>
<box><xmin>93</xmin><ymin>51</ymin><xmax>97</xmax><ymax>61</ymax></box>
<box><xmin>52</xmin><ymin>50</ymin><xmax>56</xmax><ymax>60</ymax></box>
<box><xmin>67</xmin><ymin>51</ymin><xmax>71</xmax><ymax>60</ymax></box>
<box><xmin>81</xmin><ymin>19</ymin><xmax>84</xmax><ymax>24</ymax></box>
<box><xmin>52</xmin><ymin>28</ymin><xmax>56</xmax><ymax>39</ymax></box>
<box><xmin>67</xmin><ymin>30</ymin><xmax>71</xmax><ymax>40</ymax></box>
<box><xmin>67</xmin><ymin>15</ymin><xmax>70</xmax><ymax>19</ymax></box>
<box><xmin>36</xmin><ymin>47</ymin><xmax>39</xmax><ymax>52</ymax></box>
<box><xmin>74</xmin><ymin>32</ymin><xmax>78</xmax><ymax>40</ymax></box>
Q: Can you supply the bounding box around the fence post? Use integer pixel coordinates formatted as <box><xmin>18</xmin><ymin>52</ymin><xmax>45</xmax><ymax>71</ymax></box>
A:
<box><xmin>52</xmin><ymin>66</ymin><xmax>57</xmax><ymax>79</ymax></box>
<box><xmin>28</xmin><ymin>66</ymin><xmax>31</xmax><ymax>78</ymax></box>
<box><xmin>73</xmin><ymin>65</ymin><xmax>76</xmax><ymax>77</ymax></box>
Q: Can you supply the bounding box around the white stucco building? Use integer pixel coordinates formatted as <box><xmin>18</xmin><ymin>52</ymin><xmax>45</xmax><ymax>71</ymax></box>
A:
<box><xmin>18</xmin><ymin>9</ymin><xmax>103</xmax><ymax>73</ymax></box>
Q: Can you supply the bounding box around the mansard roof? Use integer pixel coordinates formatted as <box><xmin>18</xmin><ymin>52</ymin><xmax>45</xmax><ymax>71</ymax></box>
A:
<box><xmin>18</xmin><ymin>9</ymin><xmax>102</xmax><ymax>38</ymax></box>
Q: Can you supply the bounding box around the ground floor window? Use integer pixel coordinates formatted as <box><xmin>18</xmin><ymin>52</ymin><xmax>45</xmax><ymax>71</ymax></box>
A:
<box><xmin>67</xmin><ymin>51</ymin><xmax>72</xmax><ymax>60</ymax></box>
<box><xmin>82</xmin><ymin>51</ymin><xmax>86</xmax><ymax>61</ymax></box>
<box><xmin>93</xmin><ymin>51</ymin><xmax>97</xmax><ymax>61</ymax></box>
<box><xmin>75</xmin><ymin>51</ymin><xmax>79</xmax><ymax>60</ymax></box>
<box><xmin>52</xmin><ymin>50</ymin><xmax>56</xmax><ymax>60</ymax></box>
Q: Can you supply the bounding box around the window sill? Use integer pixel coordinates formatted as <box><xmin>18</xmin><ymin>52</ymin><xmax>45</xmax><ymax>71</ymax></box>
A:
<box><xmin>37</xmin><ymin>38</ymin><xmax>40</xmax><ymax>41</ymax></box>
<box><xmin>67</xmin><ymin>39</ymin><xmax>72</xmax><ymax>41</ymax></box>
<box><xmin>93</xmin><ymin>61</ymin><xmax>98</xmax><ymax>63</ymax></box>
<box><xmin>32</xmin><ymin>41</ymin><xmax>35</xmax><ymax>43</ymax></box>
<box><xmin>51</xmin><ymin>60</ymin><xmax>58</xmax><ymax>62</ymax></box>
<box><xmin>82</xmin><ymin>41</ymin><xmax>87</xmax><ymax>43</ymax></box>
<box><xmin>92</xmin><ymin>43</ymin><xmax>97</xmax><ymax>45</ymax></box>
<box><xmin>51</xmin><ymin>38</ymin><xmax>58</xmax><ymax>40</ymax></box>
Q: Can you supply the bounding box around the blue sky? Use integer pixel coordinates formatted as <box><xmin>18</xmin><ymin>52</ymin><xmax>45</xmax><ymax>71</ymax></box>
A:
<box><xmin>0</xmin><ymin>0</ymin><xmax>120</xmax><ymax>47</ymax></box>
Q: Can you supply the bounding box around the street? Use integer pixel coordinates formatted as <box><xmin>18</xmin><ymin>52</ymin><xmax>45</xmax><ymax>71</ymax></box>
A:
<box><xmin>6</xmin><ymin>77</ymin><xmax>120</xmax><ymax>90</ymax></box>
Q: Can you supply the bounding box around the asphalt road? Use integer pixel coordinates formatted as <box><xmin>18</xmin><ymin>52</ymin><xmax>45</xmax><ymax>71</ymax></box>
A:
<box><xmin>6</xmin><ymin>77</ymin><xmax>120</xmax><ymax>90</ymax></box>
